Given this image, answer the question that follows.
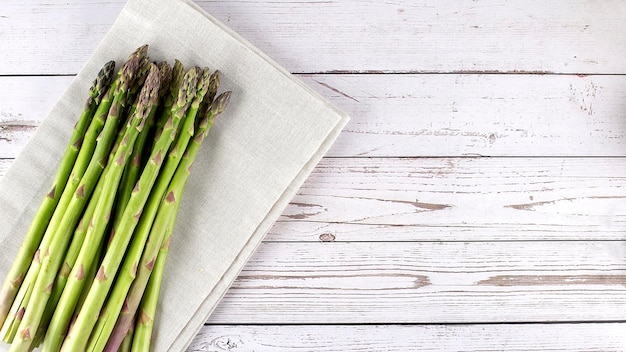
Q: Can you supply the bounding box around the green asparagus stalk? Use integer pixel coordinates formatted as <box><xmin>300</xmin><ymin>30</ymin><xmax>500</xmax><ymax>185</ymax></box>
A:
<box><xmin>117</xmin><ymin>317</ymin><xmax>134</xmax><ymax>352</ymax></box>
<box><xmin>41</xmin><ymin>63</ymin><xmax>161</xmax><ymax>352</ymax></box>
<box><xmin>1</xmin><ymin>46</ymin><xmax>148</xmax><ymax>342</ymax></box>
<box><xmin>32</xmin><ymin>94</ymin><xmax>138</xmax><ymax>348</ymax></box>
<box><xmin>43</xmin><ymin>224</ymin><xmax>104</xmax><ymax>350</ymax></box>
<box><xmin>30</xmin><ymin>165</ymin><xmax>106</xmax><ymax>349</ymax></box>
<box><xmin>0</xmin><ymin>61</ymin><xmax>115</xmax><ymax>329</ymax></box>
<box><xmin>72</xmin><ymin>232</ymin><xmax>104</xmax><ymax>328</ymax></box>
<box><xmin>115</xmin><ymin>61</ymin><xmax>173</xmax><ymax>231</ymax></box>
<box><xmin>0</xmin><ymin>64</ymin><xmax>119</xmax><ymax>344</ymax></box>
<box><xmin>129</xmin><ymin>91</ymin><xmax>232</xmax><ymax>352</ymax></box>
<box><xmin>129</xmin><ymin>206</ymin><xmax>176</xmax><ymax>352</ymax></box>
<box><xmin>87</xmin><ymin>67</ymin><xmax>212</xmax><ymax>352</ymax></box>
<box><xmin>59</xmin><ymin>67</ymin><xmax>199</xmax><ymax>352</ymax></box>
<box><xmin>7</xmin><ymin>53</ymin><xmax>143</xmax><ymax>352</ymax></box>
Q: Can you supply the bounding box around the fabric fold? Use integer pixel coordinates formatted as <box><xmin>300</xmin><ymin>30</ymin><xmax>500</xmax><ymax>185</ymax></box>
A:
<box><xmin>0</xmin><ymin>0</ymin><xmax>349</xmax><ymax>350</ymax></box>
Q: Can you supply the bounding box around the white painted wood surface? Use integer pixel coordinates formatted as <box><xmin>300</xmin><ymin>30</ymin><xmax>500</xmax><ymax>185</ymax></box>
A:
<box><xmin>188</xmin><ymin>324</ymin><xmax>626</xmax><ymax>352</ymax></box>
<box><xmin>1</xmin><ymin>0</ymin><xmax>625</xmax><ymax>351</ymax></box>
<box><xmin>1</xmin><ymin>1</ymin><xmax>626</xmax><ymax>74</ymax></box>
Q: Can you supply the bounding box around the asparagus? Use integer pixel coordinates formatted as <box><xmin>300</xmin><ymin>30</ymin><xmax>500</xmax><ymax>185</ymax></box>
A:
<box><xmin>1</xmin><ymin>46</ymin><xmax>148</xmax><ymax>341</ymax></box>
<box><xmin>115</xmin><ymin>61</ymin><xmax>173</xmax><ymax>230</ymax></box>
<box><xmin>0</xmin><ymin>61</ymin><xmax>115</xmax><ymax>329</ymax></box>
<box><xmin>32</xmin><ymin>95</ymin><xmax>137</xmax><ymax>348</ymax></box>
<box><xmin>118</xmin><ymin>321</ymin><xmax>134</xmax><ymax>352</ymax></box>
<box><xmin>153</xmin><ymin>60</ymin><xmax>185</xmax><ymax>143</ymax></box>
<box><xmin>129</xmin><ymin>91</ymin><xmax>232</xmax><ymax>352</ymax></box>
<box><xmin>0</xmin><ymin>44</ymin><xmax>234</xmax><ymax>351</ymax></box>
<box><xmin>59</xmin><ymin>67</ymin><xmax>199</xmax><ymax>352</ymax></box>
<box><xmin>87</xmin><ymin>67</ymin><xmax>212</xmax><ymax>352</ymax></box>
<box><xmin>0</xmin><ymin>65</ymin><xmax>119</xmax><ymax>344</ymax></box>
<box><xmin>129</xmin><ymin>206</ymin><xmax>176</xmax><ymax>352</ymax></box>
<box><xmin>41</xmin><ymin>63</ymin><xmax>161</xmax><ymax>352</ymax></box>
<box><xmin>7</xmin><ymin>53</ymin><xmax>143</xmax><ymax>352</ymax></box>
<box><xmin>30</xmin><ymin>167</ymin><xmax>106</xmax><ymax>349</ymax></box>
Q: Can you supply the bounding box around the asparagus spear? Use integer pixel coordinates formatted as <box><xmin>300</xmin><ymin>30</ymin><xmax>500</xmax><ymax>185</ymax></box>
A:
<box><xmin>59</xmin><ymin>67</ymin><xmax>199</xmax><ymax>352</ymax></box>
<box><xmin>153</xmin><ymin>60</ymin><xmax>185</xmax><ymax>143</ymax></box>
<box><xmin>30</xmin><ymin>165</ymin><xmax>106</xmax><ymax>349</ymax></box>
<box><xmin>0</xmin><ymin>61</ymin><xmax>115</xmax><ymax>329</ymax></box>
<box><xmin>129</xmin><ymin>91</ymin><xmax>232</xmax><ymax>352</ymax></box>
<box><xmin>115</xmin><ymin>61</ymin><xmax>173</xmax><ymax>230</ymax></box>
<box><xmin>0</xmin><ymin>64</ymin><xmax>120</xmax><ymax>344</ymax></box>
<box><xmin>130</xmin><ymin>204</ymin><xmax>176</xmax><ymax>352</ymax></box>
<box><xmin>41</xmin><ymin>63</ymin><xmax>161</xmax><ymax>352</ymax></box>
<box><xmin>118</xmin><ymin>318</ymin><xmax>134</xmax><ymax>352</ymax></box>
<box><xmin>87</xmin><ymin>67</ymin><xmax>212</xmax><ymax>352</ymax></box>
<box><xmin>110</xmin><ymin>55</ymin><xmax>151</xmax><ymax>168</ymax></box>
<box><xmin>1</xmin><ymin>46</ymin><xmax>149</xmax><ymax>342</ymax></box>
<box><xmin>32</xmin><ymin>90</ymin><xmax>139</xmax><ymax>348</ymax></box>
<box><xmin>7</xmin><ymin>53</ymin><xmax>143</xmax><ymax>352</ymax></box>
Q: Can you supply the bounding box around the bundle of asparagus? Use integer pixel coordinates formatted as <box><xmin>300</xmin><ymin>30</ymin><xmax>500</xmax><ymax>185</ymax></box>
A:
<box><xmin>0</xmin><ymin>45</ymin><xmax>232</xmax><ymax>352</ymax></box>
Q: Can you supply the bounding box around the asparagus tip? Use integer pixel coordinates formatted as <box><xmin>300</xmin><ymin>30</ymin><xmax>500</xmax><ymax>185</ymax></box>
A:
<box><xmin>207</xmin><ymin>70</ymin><xmax>220</xmax><ymax>102</ymax></box>
<box><xmin>210</xmin><ymin>91</ymin><xmax>232</xmax><ymax>116</ymax></box>
<box><xmin>129</xmin><ymin>44</ymin><xmax>149</xmax><ymax>60</ymax></box>
<box><xmin>157</xmin><ymin>61</ymin><xmax>173</xmax><ymax>100</ymax></box>
<box><xmin>89</xmin><ymin>60</ymin><xmax>116</xmax><ymax>104</ymax></box>
<box><xmin>136</xmin><ymin>64</ymin><xmax>162</xmax><ymax>123</ymax></box>
<box><xmin>176</xmin><ymin>68</ymin><xmax>200</xmax><ymax>108</ymax></box>
<box><xmin>117</xmin><ymin>56</ymin><xmax>141</xmax><ymax>94</ymax></box>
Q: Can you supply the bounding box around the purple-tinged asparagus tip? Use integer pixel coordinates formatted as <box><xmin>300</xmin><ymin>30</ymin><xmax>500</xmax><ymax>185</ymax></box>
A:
<box><xmin>210</xmin><ymin>91</ymin><xmax>232</xmax><ymax>116</ymax></box>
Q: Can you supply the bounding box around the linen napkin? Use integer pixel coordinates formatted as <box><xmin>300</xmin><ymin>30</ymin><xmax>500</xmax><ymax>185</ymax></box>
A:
<box><xmin>0</xmin><ymin>0</ymin><xmax>349</xmax><ymax>350</ymax></box>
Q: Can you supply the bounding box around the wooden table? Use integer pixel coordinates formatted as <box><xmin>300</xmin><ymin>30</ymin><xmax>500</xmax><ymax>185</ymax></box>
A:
<box><xmin>2</xmin><ymin>1</ymin><xmax>626</xmax><ymax>351</ymax></box>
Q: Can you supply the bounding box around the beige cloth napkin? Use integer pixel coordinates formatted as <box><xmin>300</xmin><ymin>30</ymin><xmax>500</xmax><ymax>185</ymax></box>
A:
<box><xmin>0</xmin><ymin>0</ymin><xmax>349</xmax><ymax>350</ymax></box>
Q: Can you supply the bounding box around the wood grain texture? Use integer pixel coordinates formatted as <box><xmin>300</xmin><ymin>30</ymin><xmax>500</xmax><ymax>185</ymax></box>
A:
<box><xmin>1</xmin><ymin>74</ymin><xmax>626</xmax><ymax>158</ymax></box>
<box><xmin>278</xmin><ymin>157</ymin><xmax>626</xmax><ymax>239</ymax></box>
<box><xmin>201</xmin><ymin>240</ymin><xmax>626</xmax><ymax>323</ymax></box>
<box><xmin>0</xmin><ymin>76</ymin><xmax>71</xmax><ymax>158</ymax></box>
<box><xmin>1</xmin><ymin>1</ymin><xmax>625</xmax><ymax>74</ymax></box>
<box><xmin>189</xmin><ymin>324</ymin><xmax>626</xmax><ymax>352</ymax></box>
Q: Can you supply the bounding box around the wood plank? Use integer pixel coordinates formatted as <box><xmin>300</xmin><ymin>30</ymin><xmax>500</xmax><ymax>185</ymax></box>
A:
<box><xmin>1</xmin><ymin>1</ymin><xmax>625</xmax><ymax>74</ymax></box>
<box><xmin>307</xmin><ymin>74</ymin><xmax>626</xmax><ymax>157</ymax></box>
<box><xmin>190</xmin><ymin>323</ymin><xmax>626</xmax><ymax>351</ymax></box>
<box><xmin>0</xmin><ymin>76</ymin><xmax>72</xmax><ymax>158</ymax></box>
<box><xmin>202</xmin><ymin>241</ymin><xmax>626</xmax><ymax>323</ymax></box>
<box><xmin>1</xmin><ymin>157</ymin><xmax>625</xmax><ymax>241</ymax></box>
<box><xmin>1</xmin><ymin>74</ymin><xmax>626</xmax><ymax>158</ymax></box>
<box><xmin>277</xmin><ymin>157</ymin><xmax>626</xmax><ymax>239</ymax></box>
